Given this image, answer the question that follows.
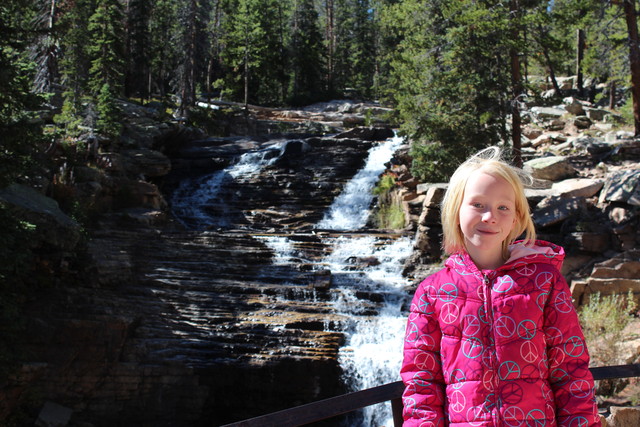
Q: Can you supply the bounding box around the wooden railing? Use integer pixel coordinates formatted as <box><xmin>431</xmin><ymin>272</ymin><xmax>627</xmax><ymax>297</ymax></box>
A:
<box><xmin>220</xmin><ymin>363</ymin><xmax>640</xmax><ymax>427</ymax></box>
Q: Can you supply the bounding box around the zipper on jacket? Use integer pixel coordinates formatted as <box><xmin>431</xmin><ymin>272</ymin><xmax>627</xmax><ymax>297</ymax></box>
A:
<box><xmin>483</xmin><ymin>273</ymin><xmax>501</xmax><ymax>423</ymax></box>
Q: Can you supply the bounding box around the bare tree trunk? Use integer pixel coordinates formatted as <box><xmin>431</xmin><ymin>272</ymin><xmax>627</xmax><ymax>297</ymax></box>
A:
<box><xmin>179</xmin><ymin>1</ymin><xmax>197</xmax><ymax>118</ymax></box>
<box><xmin>325</xmin><ymin>0</ymin><xmax>335</xmax><ymax>94</ymax></box>
<box><xmin>610</xmin><ymin>80</ymin><xmax>617</xmax><ymax>109</ymax></box>
<box><xmin>510</xmin><ymin>0</ymin><xmax>523</xmax><ymax>168</ymax></box>
<box><xmin>244</xmin><ymin>42</ymin><xmax>249</xmax><ymax>109</ymax></box>
<box><xmin>542</xmin><ymin>45</ymin><xmax>562</xmax><ymax>95</ymax></box>
<box><xmin>576</xmin><ymin>29</ymin><xmax>585</xmax><ymax>96</ymax></box>
<box><xmin>623</xmin><ymin>0</ymin><xmax>640</xmax><ymax>135</ymax></box>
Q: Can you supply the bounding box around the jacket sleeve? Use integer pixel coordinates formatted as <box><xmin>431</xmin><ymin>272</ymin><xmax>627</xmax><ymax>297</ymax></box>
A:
<box><xmin>400</xmin><ymin>278</ymin><xmax>446</xmax><ymax>426</ymax></box>
<box><xmin>543</xmin><ymin>271</ymin><xmax>601</xmax><ymax>427</ymax></box>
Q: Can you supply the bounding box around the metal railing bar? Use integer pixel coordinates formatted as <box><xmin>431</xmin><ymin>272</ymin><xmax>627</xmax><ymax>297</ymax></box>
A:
<box><xmin>219</xmin><ymin>363</ymin><xmax>640</xmax><ymax>427</ymax></box>
<box><xmin>590</xmin><ymin>363</ymin><xmax>640</xmax><ymax>380</ymax></box>
<box><xmin>219</xmin><ymin>381</ymin><xmax>404</xmax><ymax>427</ymax></box>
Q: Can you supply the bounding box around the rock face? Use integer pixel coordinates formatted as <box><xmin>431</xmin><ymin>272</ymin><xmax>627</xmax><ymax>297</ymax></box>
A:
<box><xmin>165</xmin><ymin>133</ymin><xmax>375</xmax><ymax>230</ymax></box>
<box><xmin>4</xmin><ymin>100</ymin><xmax>404</xmax><ymax>426</ymax></box>
<box><xmin>17</xmin><ymin>227</ymin><xmax>351</xmax><ymax>426</ymax></box>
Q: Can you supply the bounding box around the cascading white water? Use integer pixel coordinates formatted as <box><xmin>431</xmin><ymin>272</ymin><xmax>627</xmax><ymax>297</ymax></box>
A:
<box><xmin>317</xmin><ymin>135</ymin><xmax>405</xmax><ymax>230</ymax></box>
<box><xmin>315</xmin><ymin>134</ymin><xmax>413</xmax><ymax>426</ymax></box>
<box><xmin>172</xmin><ymin>133</ymin><xmax>413</xmax><ymax>425</ymax></box>
<box><xmin>171</xmin><ymin>145</ymin><xmax>283</xmax><ymax>228</ymax></box>
<box><xmin>324</xmin><ymin>234</ymin><xmax>413</xmax><ymax>427</ymax></box>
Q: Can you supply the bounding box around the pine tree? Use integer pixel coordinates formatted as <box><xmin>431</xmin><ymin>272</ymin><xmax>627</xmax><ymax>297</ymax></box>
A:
<box><xmin>55</xmin><ymin>0</ymin><xmax>93</xmax><ymax>134</ymax></box>
<box><xmin>175</xmin><ymin>0</ymin><xmax>212</xmax><ymax>117</ymax></box>
<box><xmin>31</xmin><ymin>0</ymin><xmax>61</xmax><ymax>94</ymax></box>
<box><xmin>0</xmin><ymin>0</ymin><xmax>44</xmax><ymax>187</ymax></box>
<box><xmin>220</xmin><ymin>0</ymin><xmax>267</xmax><ymax>105</ymax></box>
<box><xmin>87</xmin><ymin>0</ymin><xmax>125</xmax><ymax>137</ymax></box>
<box><xmin>124</xmin><ymin>0</ymin><xmax>152</xmax><ymax>100</ymax></box>
<box><xmin>255</xmin><ymin>0</ymin><xmax>291</xmax><ymax>105</ymax></box>
<box><xmin>219</xmin><ymin>0</ymin><xmax>292</xmax><ymax>106</ymax></box>
<box><xmin>204</xmin><ymin>0</ymin><xmax>224</xmax><ymax>103</ymax></box>
<box><xmin>148</xmin><ymin>0</ymin><xmax>178</xmax><ymax>100</ymax></box>
<box><xmin>289</xmin><ymin>0</ymin><xmax>326</xmax><ymax>105</ymax></box>
<box><xmin>381</xmin><ymin>0</ymin><xmax>514</xmax><ymax>181</ymax></box>
<box><xmin>332</xmin><ymin>0</ymin><xmax>377</xmax><ymax>98</ymax></box>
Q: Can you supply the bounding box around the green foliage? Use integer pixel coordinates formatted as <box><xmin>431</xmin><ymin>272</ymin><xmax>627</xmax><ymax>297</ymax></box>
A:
<box><xmin>381</xmin><ymin>0</ymin><xmax>511</xmax><ymax>182</ymax></box>
<box><xmin>124</xmin><ymin>0</ymin><xmax>152</xmax><ymax>98</ymax></box>
<box><xmin>95</xmin><ymin>83</ymin><xmax>122</xmax><ymax>137</ymax></box>
<box><xmin>148</xmin><ymin>0</ymin><xmax>179</xmax><ymax>100</ymax></box>
<box><xmin>579</xmin><ymin>2</ymin><xmax>628</xmax><ymax>85</ymax></box>
<box><xmin>373</xmin><ymin>173</ymin><xmax>405</xmax><ymax>229</ymax></box>
<box><xmin>373</xmin><ymin>173</ymin><xmax>396</xmax><ymax>195</ymax></box>
<box><xmin>86</xmin><ymin>0</ymin><xmax>125</xmax><ymax>136</ymax></box>
<box><xmin>288</xmin><ymin>0</ymin><xmax>326</xmax><ymax>106</ymax></box>
<box><xmin>53</xmin><ymin>94</ymin><xmax>86</xmax><ymax>136</ymax></box>
<box><xmin>57</xmin><ymin>0</ymin><xmax>93</xmax><ymax>108</ymax></box>
<box><xmin>188</xmin><ymin>105</ymin><xmax>237</xmax><ymax>136</ymax></box>
<box><xmin>332</xmin><ymin>0</ymin><xmax>378</xmax><ymax>99</ymax></box>
<box><xmin>579</xmin><ymin>291</ymin><xmax>638</xmax><ymax>396</ymax></box>
<box><xmin>87</xmin><ymin>0</ymin><xmax>125</xmax><ymax>94</ymax></box>
<box><xmin>0</xmin><ymin>1</ymin><xmax>45</xmax><ymax>187</ymax></box>
<box><xmin>218</xmin><ymin>0</ymin><xmax>291</xmax><ymax>106</ymax></box>
<box><xmin>376</xmin><ymin>202</ymin><xmax>405</xmax><ymax>230</ymax></box>
<box><xmin>619</xmin><ymin>95</ymin><xmax>635</xmax><ymax>127</ymax></box>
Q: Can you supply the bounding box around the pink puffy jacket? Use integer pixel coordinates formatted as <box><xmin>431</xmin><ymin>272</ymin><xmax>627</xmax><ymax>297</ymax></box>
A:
<box><xmin>401</xmin><ymin>240</ymin><xmax>601</xmax><ymax>426</ymax></box>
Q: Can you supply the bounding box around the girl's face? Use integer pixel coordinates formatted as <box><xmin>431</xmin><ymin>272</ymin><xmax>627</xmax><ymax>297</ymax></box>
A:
<box><xmin>459</xmin><ymin>170</ymin><xmax>517</xmax><ymax>270</ymax></box>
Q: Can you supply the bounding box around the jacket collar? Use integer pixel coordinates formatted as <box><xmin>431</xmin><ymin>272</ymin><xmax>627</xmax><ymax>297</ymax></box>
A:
<box><xmin>445</xmin><ymin>240</ymin><xmax>565</xmax><ymax>275</ymax></box>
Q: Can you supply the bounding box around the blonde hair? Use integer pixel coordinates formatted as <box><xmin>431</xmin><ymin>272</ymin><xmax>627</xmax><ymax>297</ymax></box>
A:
<box><xmin>440</xmin><ymin>146</ymin><xmax>536</xmax><ymax>258</ymax></box>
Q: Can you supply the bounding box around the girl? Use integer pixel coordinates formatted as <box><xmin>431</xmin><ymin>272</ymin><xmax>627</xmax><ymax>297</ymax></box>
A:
<box><xmin>401</xmin><ymin>147</ymin><xmax>601</xmax><ymax>426</ymax></box>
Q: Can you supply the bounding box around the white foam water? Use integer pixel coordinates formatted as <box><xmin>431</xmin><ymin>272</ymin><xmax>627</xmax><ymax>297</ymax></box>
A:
<box><xmin>171</xmin><ymin>145</ymin><xmax>283</xmax><ymax>228</ymax></box>
<box><xmin>317</xmin><ymin>135</ymin><xmax>405</xmax><ymax>230</ymax></box>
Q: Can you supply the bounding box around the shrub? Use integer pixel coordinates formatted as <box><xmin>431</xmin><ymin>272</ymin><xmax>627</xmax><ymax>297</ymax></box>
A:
<box><xmin>579</xmin><ymin>291</ymin><xmax>638</xmax><ymax>396</ymax></box>
<box><xmin>373</xmin><ymin>174</ymin><xmax>405</xmax><ymax>229</ymax></box>
<box><xmin>376</xmin><ymin>202</ymin><xmax>405</xmax><ymax>230</ymax></box>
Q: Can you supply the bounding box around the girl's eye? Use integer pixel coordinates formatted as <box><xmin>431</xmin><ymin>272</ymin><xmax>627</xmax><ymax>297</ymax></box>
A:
<box><xmin>498</xmin><ymin>205</ymin><xmax>509</xmax><ymax>211</ymax></box>
<box><xmin>472</xmin><ymin>203</ymin><xmax>483</xmax><ymax>208</ymax></box>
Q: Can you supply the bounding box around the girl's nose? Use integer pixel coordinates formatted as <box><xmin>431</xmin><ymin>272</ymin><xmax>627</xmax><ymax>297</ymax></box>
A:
<box><xmin>482</xmin><ymin>209</ymin><xmax>496</xmax><ymax>223</ymax></box>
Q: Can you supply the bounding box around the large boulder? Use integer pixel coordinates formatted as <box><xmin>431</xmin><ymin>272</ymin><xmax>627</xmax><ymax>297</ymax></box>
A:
<box><xmin>334</xmin><ymin>126</ymin><xmax>395</xmax><ymax>141</ymax></box>
<box><xmin>599</xmin><ymin>169</ymin><xmax>640</xmax><ymax>206</ymax></box>
<box><xmin>571</xmin><ymin>249</ymin><xmax>640</xmax><ymax>307</ymax></box>
<box><xmin>524</xmin><ymin>156</ymin><xmax>577</xmax><ymax>181</ymax></box>
<box><xmin>563</xmin><ymin>97</ymin><xmax>586</xmax><ymax>116</ymax></box>
<box><xmin>122</xmin><ymin>149</ymin><xmax>172</xmax><ymax>178</ymax></box>
<box><xmin>0</xmin><ymin>183</ymin><xmax>81</xmax><ymax>251</ymax></box>
<box><xmin>551</xmin><ymin>178</ymin><xmax>604</xmax><ymax>199</ymax></box>
<box><xmin>532</xmin><ymin>195</ymin><xmax>587</xmax><ymax>228</ymax></box>
<box><xmin>531</xmin><ymin>106</ymin><xmax>566</xmax><ymax>121</ymax></box>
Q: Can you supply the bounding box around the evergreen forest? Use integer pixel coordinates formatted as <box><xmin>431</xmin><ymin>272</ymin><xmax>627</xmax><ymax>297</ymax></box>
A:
<box><xmin>3</xmin><ymin>0</ymin><xmax>640</xmax><ymax>185</ymax></box>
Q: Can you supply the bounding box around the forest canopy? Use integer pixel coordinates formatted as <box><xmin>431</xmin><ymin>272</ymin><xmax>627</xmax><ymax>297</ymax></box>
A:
<box><xmin>1</xmin><ymin>0</ymin><xmax>639</xmax><ymax>184</ymax></box>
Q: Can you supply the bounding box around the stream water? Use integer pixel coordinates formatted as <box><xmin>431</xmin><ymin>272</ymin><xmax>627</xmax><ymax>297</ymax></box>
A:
<box><xmin>171</xmin><ymin>134</ymin><xmax>412</xmax><ymax>426</ymax></box>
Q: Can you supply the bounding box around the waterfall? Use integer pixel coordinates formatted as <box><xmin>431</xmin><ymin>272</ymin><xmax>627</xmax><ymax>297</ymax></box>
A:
<box><xmin>317</xmin><ymin>135</ymin><xmax>405</xmax><ymax>230</ymax></box>
<box><xmin>316</xmin><ymin>134</ymin><xmax>412</xmax><ymax>427</ymax></box>
<box><xmin>171</xmin><ymin>132</ymin><xmax>413</xmax><ymax>426</ymax></box>
<box><xmin>171</xmin><ymin>145</ymin><xmax>283</xmax><ymax>228</ymax></box>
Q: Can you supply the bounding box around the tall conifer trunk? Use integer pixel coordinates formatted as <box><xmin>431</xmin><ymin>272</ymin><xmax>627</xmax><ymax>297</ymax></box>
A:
<box><xmin>509</xmin><ymin>0</ymin><xmax>523</xmax><ymax>167</ymax></box>
<box><xmin>622</xmin><ymin>0</ymin><xmax>640</xmax><ymax>136</ymax></box>
<box><xmin>576</xmin><ymin>29</ymin><xmax>585</xmax><ymax>96</ymax></box>
<box><xmin>325</xmin><ymin>0</ymin><xmax>335</xmax><ymax>94</ymax></box>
